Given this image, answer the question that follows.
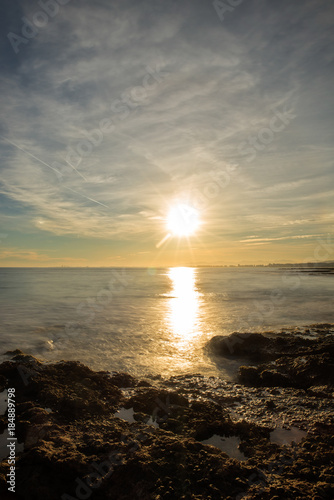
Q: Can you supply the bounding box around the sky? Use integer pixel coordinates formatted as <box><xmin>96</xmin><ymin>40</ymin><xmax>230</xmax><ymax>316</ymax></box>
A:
<box><xmin>0</xmin><ymin>0</ymin><xmax>333</xmax><ymax>267</ymax></box>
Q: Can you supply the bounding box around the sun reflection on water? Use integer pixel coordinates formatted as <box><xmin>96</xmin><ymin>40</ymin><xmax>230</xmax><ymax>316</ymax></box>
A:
<box><xmin>167</xmin><ymin>267</ymin><xmax>201</xmax><ymax>350</ymax></box>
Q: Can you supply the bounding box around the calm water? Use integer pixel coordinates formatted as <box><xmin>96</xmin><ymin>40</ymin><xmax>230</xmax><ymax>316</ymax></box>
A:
<box><xmin>0</xmin><ymin>267</ymin><xmax>333</xmax><ymax>378</ymax></box>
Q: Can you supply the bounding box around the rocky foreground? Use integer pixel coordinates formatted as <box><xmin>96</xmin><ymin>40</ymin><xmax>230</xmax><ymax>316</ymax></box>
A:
<box><xmin>0</xmin><ymin>324</ymin><xmax>333</xmax><ymax>499</ymax></box>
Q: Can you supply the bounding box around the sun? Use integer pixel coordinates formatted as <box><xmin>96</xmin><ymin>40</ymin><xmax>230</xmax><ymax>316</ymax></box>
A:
<box><xmin>167</xmin><ymin>204</ymin><xmax>200</xmax><ymax>237</ymax></box>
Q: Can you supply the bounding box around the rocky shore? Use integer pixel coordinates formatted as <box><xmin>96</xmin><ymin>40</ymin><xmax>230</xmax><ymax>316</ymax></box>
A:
<box><xmin>0</xmin><ymin>324</ymin><xmax>333</xmax><ymax>499</ymax></box>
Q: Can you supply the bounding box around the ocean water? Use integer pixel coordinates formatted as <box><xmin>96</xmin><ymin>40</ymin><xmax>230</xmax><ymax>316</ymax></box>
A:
<box><xmin>0</xmin><ymin>267</ymin><xmax>333</xmax><ymax>378</ymax></box>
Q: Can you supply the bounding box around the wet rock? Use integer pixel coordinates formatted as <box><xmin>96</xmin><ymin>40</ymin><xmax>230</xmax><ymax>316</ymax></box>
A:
<box><xmin>207</xmin><ymin>326</ymin><xmax>334</xmax><ymax>390</ymax></box>
<box><xmin>0</xmin><ymin>345</ymin><xmax>333</xmax><ymax>500</ymax></box>
<box><xmin>0</xmin><ymin>357</ymin><xmax>123</xmax><ymax>417</ymax></box>
<box><xmin>125</xmin><ymin>387</ymin><xmax>189</xmax><ymax>415</ymax></box>
<box><xmin>108</xmin><ymin>372</ymin><xmax>138</xmax><ymax>388</ymax></box>
<box><xmin>3</xmin><ymin>349</ymin><xmax>25</xmax><ymax>356</ymax></box>
<box><xmin>266</xmin><ymin>400</ymin><xmax>276</xmax><ymax>410</ymax></box>
<box><xmin>137</xmin><ymin>379</ymin><xmax>152</xmax><ymax>387</ymax></box>
<box><xmin>239</xmin><ymin>366</ymin><xmax>292</xmax><ymax>387</ymax></box>
<box><xmin>207</xmin><ymin>333</ymin><xmax>272</xmax><ymax>360</ymax></box>
<box><xmin>308</xmin><ymin>385</ymin><xmax>334</xmax><ymax>398</ymax></box>
<box><xmin>207</xmin><ymin>330</ymin><xmax>331</xmax><ymax>362</ymax></box>
<box><xmin>239</xmin><ymin>353</ymin><xmax>334</xmax><ymax>389</ymax></box>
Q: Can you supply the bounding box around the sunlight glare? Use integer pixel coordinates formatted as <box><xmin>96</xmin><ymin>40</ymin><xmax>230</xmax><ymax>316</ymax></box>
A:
<box><xmin>167</xmin><ymin>204</ymin><xmax>200</xmax><ymax>237</ymax></box>
<box><xmin>167</xmin><ymin>267</ymin><xmax>200</xmax><ymax>347</ymax></box>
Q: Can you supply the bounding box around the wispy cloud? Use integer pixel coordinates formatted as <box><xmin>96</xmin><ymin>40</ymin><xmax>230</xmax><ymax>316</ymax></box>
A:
<box><xmin>240</xmin><ymin>234</ymin><xmax>326</xmax><ymax>244</ymax></box>
<box><xmin>0</xmin><ymin>0</ymin><xmax>333</xmax><ymax>264</ymax></box>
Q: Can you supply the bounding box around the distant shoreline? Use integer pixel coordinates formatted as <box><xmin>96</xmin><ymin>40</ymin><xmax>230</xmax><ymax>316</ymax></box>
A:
<box><xmin>0</xmin><ymin>263</ymin><xmax>334</xmax><ymax>269</ymax></box>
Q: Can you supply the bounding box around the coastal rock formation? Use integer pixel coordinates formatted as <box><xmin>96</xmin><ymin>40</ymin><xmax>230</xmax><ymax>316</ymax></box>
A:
<box><xmin>207</xmin><ymin>325</ymin><xmax>334</xmax><ymax>389</ymax></box>
<box><xmin>0</xmin><ymin>353</ymin><xmax>262</xmax><ymax>500</ymax></box>
<box><xmin>1</xmin><ymin>332</ymin><xmax>334</xmax><ymax>499</ymax></box>
<box><xmin>239</xmin><ymin>352</ymin><xmax>334</xmax><ymax>389</ymax></box>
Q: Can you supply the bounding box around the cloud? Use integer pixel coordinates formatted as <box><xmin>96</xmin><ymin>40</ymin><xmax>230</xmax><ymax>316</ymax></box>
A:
<box><xmin>240</xmin><ymin>234</ymin><xmax>326</xmax><ymax>244</ymax></box>
<box><xmin>0</xmin><ymin>247</ymin><xmax>61</xmax><ymax>262</ymax></box>
<box><xmin>0</xmin><ymin>0</ymin><xmax>333</xmax><ymax>263</ymax></box>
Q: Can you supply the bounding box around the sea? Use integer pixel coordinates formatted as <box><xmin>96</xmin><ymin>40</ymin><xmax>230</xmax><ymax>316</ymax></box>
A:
<box><xmin>0</xmin><ymin>267</ymin><xmax>333</xmax><ymax>379</ymax></box>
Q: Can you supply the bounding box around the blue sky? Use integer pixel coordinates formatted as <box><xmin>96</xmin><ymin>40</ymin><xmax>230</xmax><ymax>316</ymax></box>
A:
<box><xmin>0</xmin><ymin>0</ymin><xmax>333</xmax><ymax>266</ymax></box>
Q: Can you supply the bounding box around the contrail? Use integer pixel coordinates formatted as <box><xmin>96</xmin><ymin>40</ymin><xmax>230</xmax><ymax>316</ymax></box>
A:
<box><xmin>0</xmin><ymin>134</ymin><xmax>87</xmax><ymax>180</ymax></box>
<box><xmin>0</xmin><ymin>134</ymin><xmax>108</xmax><ymax>208</ymax></box>
<box><xmin>64</xmin><ymin>186</ymin><xmax>109</xmax><ymax>208</ymax></box>
<box><xmin>0</xmin><ymin>134</ymin><xmax>60</xmax><ymax>174</ymax></box>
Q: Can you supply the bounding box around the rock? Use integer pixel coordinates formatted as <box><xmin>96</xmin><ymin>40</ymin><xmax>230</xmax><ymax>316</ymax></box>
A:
<box><xmin>266</xmin><ymin>400</ymin><xmax>276</xmax><ymax>410</ymax></box>
<box><xmin>308</xmin><ymin>385</ymin><xmax>334</xmax><ymax>398</ymax></box>
<box><xmin>4</xmin><ymin>349</ymin><xmax>25</xmax><ymax>355</ymax></box>
<box><xmin>207</xmin><ymin>333</ymin><xmax>271</xmax><ymax>360</ymax></box>
<box><xmin>125</xmin><ymin>388</ymin><xmax>189</xmax><ymax>415</ymax></box>
<box><xmin>0</xmin><ymin>349</ymin><xmax>333</xmax><ymax>500</ymax></box>
<box><xmin>108</xmin><ymin>372</ymin><xmax>138</xmax><ymax>388</ymax></box>
<box><xmin>238</xmin><ymin>366</ymin><xmax>261</xmax><ymax>385</ymax></box>
<box><xmin>207</xmin><ymin>328</ymin><xmax>334</xmax><ymax>390</ymax></box>
<box><xmin>137</xmin><ymin>379</ymin><xmax>152</xmax><ymax>387</ymax></box>
<box><xmin>238</xmin><ymin>353</ymin><xmax>334</xmax><ymax>389</ymax></box>
<box><xmin>259</xmin><ymin>369</ymin><xmax>292</xmax><ymax>387</ymax></box>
